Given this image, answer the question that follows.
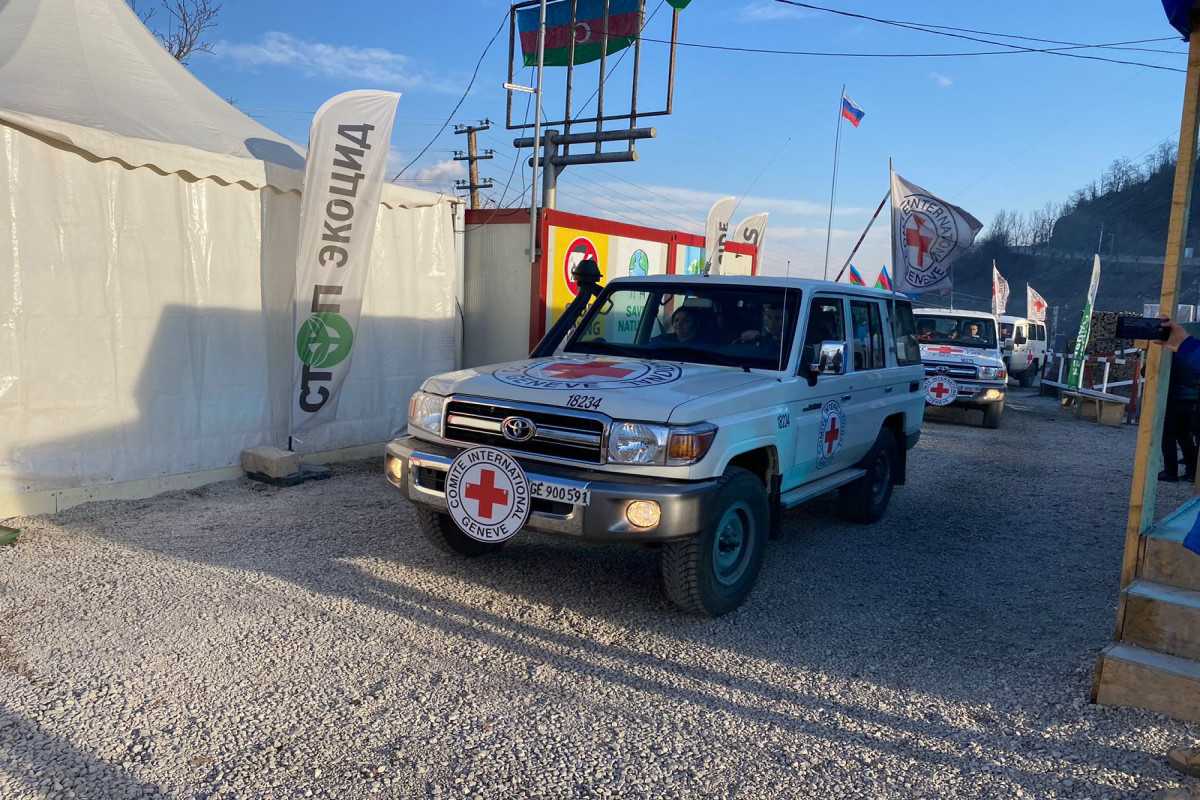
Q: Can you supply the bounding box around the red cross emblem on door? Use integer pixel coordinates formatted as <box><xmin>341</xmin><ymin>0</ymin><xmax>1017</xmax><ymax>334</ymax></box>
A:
<box><xmin>904</xmin><ymin>213</ymin><xmax>934</xmax><ymax>267</ymax></box>
<box><xmin>543</xmin><ymin>360</ymin><xmax>634</xmax><ymax>380</ymax></box>
<box><xmin>464</xmin><ymin>469</ymin><xmax>509</xmax><ymax>520</ymax></box>
<box><xmin>823</xmin><ymin>416</ymin><xmax>840</xmax><ymax>456</ymax></box>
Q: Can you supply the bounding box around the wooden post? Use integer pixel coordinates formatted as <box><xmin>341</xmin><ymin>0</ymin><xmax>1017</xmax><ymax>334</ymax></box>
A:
<box><xmin>1116</xmin><ymin>14</ymin><xmax>1200</xmax><ymax>633</ymax></box>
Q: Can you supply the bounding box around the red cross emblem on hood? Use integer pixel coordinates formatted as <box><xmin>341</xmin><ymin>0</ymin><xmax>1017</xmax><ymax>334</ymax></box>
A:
<box><xmin>543</xmin><ymin>360</ymin><xmax>635</xmax><ymax>379</ymax></box>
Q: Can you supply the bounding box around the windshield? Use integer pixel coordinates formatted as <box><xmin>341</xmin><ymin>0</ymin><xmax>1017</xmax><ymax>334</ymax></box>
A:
<box><xmin>565</xmin><ymin>282</ymin><xmax>802</xmax><ymax>371</ymax></box>
<box><xmin>913</xmin><ymin>313</ymin><xmax>998</xmax><ymax>349</ymax></box>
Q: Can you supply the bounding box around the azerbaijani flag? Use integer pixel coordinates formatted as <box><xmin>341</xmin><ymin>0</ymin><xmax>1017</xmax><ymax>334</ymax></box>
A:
<box><xmin>848</xmin><ymin>264</ymin><xmax>866</xmax><ymax>286</ymax></box>
<box><xmin>874</xmin><ymin>265</ymin><xmax>893</xmax><ymax>291</ymax></box>
<box><xmin>841</xmin><ymin>95</ymin><xmax>865</xmax><ymax>128</ymax></box>
<box><xmin>518</xmin><ymin>0</ymin><xmax>641</xmax><ymax>67</ymax></box>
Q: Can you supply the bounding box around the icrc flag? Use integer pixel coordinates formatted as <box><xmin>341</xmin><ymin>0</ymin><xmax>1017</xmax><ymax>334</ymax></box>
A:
<box><xmin>291</xmin><ymin>90</ymin><xmax>400</xmax><ymax>441</ymax></box>
<box><xmin>704</xmin><ymin>196</ymin><xmax>737</xmax><ymax>275</ymax></box>
<box><xmin>991</xmin><ymin>262</ymin><xmax>1011</xmax><ymax>316</ymax></box>
<box><xmin>1027</xmin><ymin>284</ymin><xmax>1048</xmax><ymax>323</ymax></box>
<box><xmin>890</xmin><ymin>171</ymin><xmax>983</xmax><ymax>295</ymax></box>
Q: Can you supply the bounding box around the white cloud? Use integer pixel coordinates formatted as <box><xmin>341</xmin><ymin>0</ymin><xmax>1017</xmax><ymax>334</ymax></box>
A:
<box><xmin>930</xmin><ymin>72</ymin><xmax>953</xmax><ymax>88</ymax></box>
<box><xmin>738</xmin><ymin>1</ymin><xmax>811</xmax><ymax>22</ymax></box>
<box><xmin>413</xmin><ymin>159</ymin><xmax>466</xmax><ymax>189</ymax></box>
<box><xmin>214</xmin><ymin>32</ymin><xmax>455</xmax><ymax>92</ymax></box>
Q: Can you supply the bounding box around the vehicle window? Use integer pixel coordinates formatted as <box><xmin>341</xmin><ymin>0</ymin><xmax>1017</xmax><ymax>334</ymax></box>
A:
<box><xmin>567</xmin><ymin>283</ymin><xmax>802</xmax><ymax>371</ymax></box>
<box><xmin>913</xmin><ymin>314</ymin><xmax>998</xmax><ymax>349</ymax></box>
<box><xmin>1037</xmin><ymin>324</ymin><xmax>1047</xmax><ymax>341</ymax></box>
<box><xmin>891</xmin><ymin>300</ymin><xmax>921</xmax><ymax>366</ymax></box>
<box><xmin>578</xmin><ymin>291</ymin><xmax>650</xmax><ymax>344</ymax></box>
<box><xmin>802</xmin><ymin>297</ymin><xmax>846</xmax><ymax>369</ymax></box>
<box><xmin>1000</xmin><ymin>323</ymin><xmax>1014</xmax><ymax>340</ymax></box>
<box><xmin>850</xmin><ymin>300</ymin><xmax>885</xmax><ymax>370</ymax></box>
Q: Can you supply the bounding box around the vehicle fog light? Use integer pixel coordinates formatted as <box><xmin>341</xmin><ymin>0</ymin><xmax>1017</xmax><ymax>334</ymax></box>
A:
<box><xmin>386</xmin><ymin>455</ymin><xmax>405</xmax><ymax>484</ymax></box>
<box><xmin>626</xmin><ymin>500</ymin><xmax>661</xmax><ymax>528</ymax></box>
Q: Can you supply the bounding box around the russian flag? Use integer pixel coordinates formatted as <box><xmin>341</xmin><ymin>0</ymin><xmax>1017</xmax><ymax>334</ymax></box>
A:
<box><xmin>841</xmin><ymin>95</ymin><xmax>865</xmax><ymax>128</ymax></box>
<box><xmin>848</xmin><ymin>264</ymin><xmax>866</xmax><ymax>286</ymax></box>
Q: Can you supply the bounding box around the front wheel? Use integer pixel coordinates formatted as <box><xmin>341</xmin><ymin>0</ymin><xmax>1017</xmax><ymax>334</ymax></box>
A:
<box><xmin>838</xmin><ymin>431</ymin><xmax>897</xmax><ymax>524</ymax></box>
<box><xmin>982</xmin><ymin>401</ymin><xmax>1004</xmax><ymax>429</ymax></box>
<box><xmin>660</xmin><ymin>467</ymin><xmax>768</xmax><ymax>617</ymax></box>
<box><xmin>414</xmin><ymin>505</ymin><xmax>506</xmax><ymax>558</ymax></box>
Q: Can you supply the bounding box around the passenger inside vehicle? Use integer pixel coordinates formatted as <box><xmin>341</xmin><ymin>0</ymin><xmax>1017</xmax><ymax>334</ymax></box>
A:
<box><xmin>650</xmin><ymin>307</ymin><xmax>706</xmax><ymax>346</ymax></box>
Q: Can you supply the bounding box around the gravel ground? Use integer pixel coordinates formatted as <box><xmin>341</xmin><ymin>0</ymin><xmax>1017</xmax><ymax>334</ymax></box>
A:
<box><xmin>2</xmin><ymin>387</ymin><xmax>1199</xmax><ymax>799</ymax></box>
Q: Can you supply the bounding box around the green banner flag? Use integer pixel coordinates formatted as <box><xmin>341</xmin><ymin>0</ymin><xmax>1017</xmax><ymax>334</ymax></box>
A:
<box><xmin>1066</xmin><ymin>255</ymin><xmax>1102</xmax><ymax>390</ymax></box>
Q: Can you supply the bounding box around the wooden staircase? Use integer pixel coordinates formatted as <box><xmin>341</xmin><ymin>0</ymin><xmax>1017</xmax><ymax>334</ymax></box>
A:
<box><xmin>1093</xmin><ymin>499</ymin><xmax>1200</xmax><ymax>721</ymax></box>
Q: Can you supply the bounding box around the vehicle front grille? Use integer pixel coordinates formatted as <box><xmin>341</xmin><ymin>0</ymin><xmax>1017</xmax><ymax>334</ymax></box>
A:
<box><xmin>923</xmin><ymin>361</ymin><xmax>979</xmax><ymax>380</ymax></box>
<box><xmin>443</xmin><ymin>399</ymin><xmax>606</xmax><ymax>464</ymax></box>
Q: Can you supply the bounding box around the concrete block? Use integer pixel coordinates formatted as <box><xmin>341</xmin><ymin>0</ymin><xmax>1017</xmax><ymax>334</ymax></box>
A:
<box><xmin>240</xmin><ymin>446</ymin><xmax>300</xmax><ymax>480</ymax></box>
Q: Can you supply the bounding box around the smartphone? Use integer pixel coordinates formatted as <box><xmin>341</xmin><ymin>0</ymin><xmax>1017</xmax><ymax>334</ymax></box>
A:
<box><xmin>1116</xmin><ymin>316</ymin><xmax>1170</xmax><ymax>341</ymax></box>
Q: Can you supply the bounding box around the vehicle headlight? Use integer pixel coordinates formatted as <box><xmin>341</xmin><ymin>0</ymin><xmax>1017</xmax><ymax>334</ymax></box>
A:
<box><xmin>407</xmin><ymin>391</ymin><xmax>444</xmax><ymax>436</ymax></box>
<box><xmin>607</xmin><ymin>421</ymin><xmax>718</xmax><ymax>466</ymax></box>
<box><xmin>608</xmin><ymin>422</ymin><xmax>669</xmax><ymax>465</ymax></box>
<box><xmin>979</xmin><ymin>366</ymin><xmax>1007</xmax><ymax>381</ymax></box>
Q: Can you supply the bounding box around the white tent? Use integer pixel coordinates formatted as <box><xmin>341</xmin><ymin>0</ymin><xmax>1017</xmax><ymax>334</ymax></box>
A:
<box><xmin>0</xmin><ymin>0</ymin><xmax>462</xmax><ymax>515</ymax></box>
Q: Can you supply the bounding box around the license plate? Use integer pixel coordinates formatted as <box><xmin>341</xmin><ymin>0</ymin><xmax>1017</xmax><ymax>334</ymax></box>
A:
<box><xmin>528</xmin><ymin>480</ymin><xmax>590</xmax><ymax>506</ymax></box>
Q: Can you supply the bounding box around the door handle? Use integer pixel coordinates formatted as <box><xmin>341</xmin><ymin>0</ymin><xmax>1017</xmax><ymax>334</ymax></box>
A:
<box><xmin>802</xmin><ymin>402</ymin><xmax>821</xmax><ymax>412</ymax></box>
<box><xmin>885</xmin><ymin>386</ymin><xmax>894</xmax><ymax>393</ymax></box>
<box><xmin>910</xmin><ymin>382</ymin><xmax>920</xmax><ymax>392</ymax></box>
<box><xmin>841</xmin><ymin>395</ymin><xmax>852</xmax><ymax>401</ymax></box>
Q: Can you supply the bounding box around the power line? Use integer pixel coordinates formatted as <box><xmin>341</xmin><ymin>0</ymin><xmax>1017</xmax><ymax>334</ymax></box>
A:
<box><xmin>392</xmin><ymin>10</ymin><xmax>508</xmax><ymax>181</ymax></box>
<box><xmin>773</xmin><ymin>1</ymin><xmax>1184</xmax><ymax>73</ymax></box>
<box><xmin>636</xmin><ymin>35</ymin><xmax>1182</xmax><ymax>68</ymax></box>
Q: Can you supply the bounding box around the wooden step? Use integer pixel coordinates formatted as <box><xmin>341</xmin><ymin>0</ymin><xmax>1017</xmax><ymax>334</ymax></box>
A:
<box><xmin>1093</xmin><ymin>643</ymin><xmax>1200</xmax><ymax>723</ymax></box>
<box><xmin>1122</xmin><ymin>580</ymin><xmax>1200</xmax><ymax>662</ymax></box>
<box><xmin>1142</xmin><ymin>532</ymin><xmax>1200</xmax><ymax>592</ymax></box>
<box><xmin>1140</xmin><ymin>499</ymin><xmax>1200</xmax><ymax>592</ymax></box>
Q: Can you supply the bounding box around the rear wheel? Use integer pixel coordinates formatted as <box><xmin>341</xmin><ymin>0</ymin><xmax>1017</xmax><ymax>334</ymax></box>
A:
<box><xmin>838</xmin><ymin>431</ymin><xmax>897</xmax><ymax>524</ymax></box>
<box><xmin>660</xmin><ymin>467</ymin><xmax>768</xmax><ymax>617</ymax></box>
<box><xmin>982</xmin><ymin>401</ymin><xmax>1004</xmax><ymax>429</ymax></box>
<box><xmin>414</xmin><ymin>505</ymin><xmax>506</xmax><ymax>557</ymax></box>
<box><xmin>1018</xmin><ymin>367</ymin><xmax>1034</xmax><ymax>388</ymax></box>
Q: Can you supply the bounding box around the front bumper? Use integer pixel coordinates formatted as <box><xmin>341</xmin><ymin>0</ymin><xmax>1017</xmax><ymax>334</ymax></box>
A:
<box><xmin>946</xmin><ymin>381</ymin><xmax>1006</xmax><ymax>407</ymax></box>
<box><xmin>384</xmin><ymin>436</ymin><xmax>720</xmax><ymax>543</ymax></box>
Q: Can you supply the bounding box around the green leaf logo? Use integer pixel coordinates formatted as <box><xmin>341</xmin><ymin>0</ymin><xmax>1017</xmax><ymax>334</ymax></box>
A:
<box><xmin>296</xmin><ymin>312</ymin><xmax>355</xmax><ymax>368</ymax></box>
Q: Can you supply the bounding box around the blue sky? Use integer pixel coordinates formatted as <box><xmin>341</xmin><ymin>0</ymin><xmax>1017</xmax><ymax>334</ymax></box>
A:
<box><xmin>184</xmin><ymin>0</ymin><xmax>1188</xmax><ymax>279</ymax></box>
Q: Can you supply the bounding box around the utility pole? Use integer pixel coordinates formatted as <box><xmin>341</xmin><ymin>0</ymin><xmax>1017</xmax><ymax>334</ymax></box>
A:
<box><xmin>453</xmin><ymin>120</ymin><xmax>495</xmax><ymax>209</ymax></box>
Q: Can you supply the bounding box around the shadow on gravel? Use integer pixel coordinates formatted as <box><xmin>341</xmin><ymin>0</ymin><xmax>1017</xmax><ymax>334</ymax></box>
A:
<box><xmin>63</xmin><ymin>456</ymin><xmax>1151</xmax><ymax>798</ymax></box>
<box><xmin>0</xmin><ymin>703</ymin><xmax>166</xmax><ymax>798</ymax></box>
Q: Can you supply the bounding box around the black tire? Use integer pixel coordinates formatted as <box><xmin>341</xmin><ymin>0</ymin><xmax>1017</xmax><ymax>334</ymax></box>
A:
<box><xmin>659</xmin><ymin>467</ymin><xmax>768</xmax><ymax>617</ymax></box>
<box><xmin>838</xmin><ymin>431</ymin><xmax>898</xmax><ymax>524</ymax></box>
<box><xmin>413</xmin><ymin>505</ymin><xmax>506</xmax><ymax>558</ymax></box>
<box><xmin>1018</xmin><ymin>368</ymin><xmax>1034</xmax><ymax>388</ymax></box>
<box><xmin>982</xmin><ymin>401</ymin><xmax>1004</xmax><ymax>429</ymax></box>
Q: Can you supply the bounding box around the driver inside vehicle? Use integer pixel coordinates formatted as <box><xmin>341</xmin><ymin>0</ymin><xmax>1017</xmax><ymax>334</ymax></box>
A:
<box><xmin>651</xmin><ymin>307</ymin><xmax>704</xmax><ymax>346</ymax></box>
<box><xmin>961</xmin><ymin>322</ymin><xmax>984</xmax><ymax>343</ymax></box>
<box><xmin>916</xmin><ymin>319</ymin><xmax>936</xmax><ymax>342</ymax></box>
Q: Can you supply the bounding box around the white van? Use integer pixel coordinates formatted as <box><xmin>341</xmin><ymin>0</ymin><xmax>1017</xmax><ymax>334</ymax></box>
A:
<box><xmin>999</xmin><ymin>315</ymin><xmax>1048</xmax><ymax>387</ymax></box>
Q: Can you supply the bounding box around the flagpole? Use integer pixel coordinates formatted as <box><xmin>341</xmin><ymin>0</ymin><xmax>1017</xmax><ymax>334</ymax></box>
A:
<box><xmin>823</xmin><ymin>85</ymin><xmax>846</xmax><ymax>281</ymax></box>
<box><xmin>528</xmin><ymin>0</ymin><xmax>548</xmax><ymax>271</ymax></box>
<box><xmin>833</xmin><ymin>189</ymin><xmax>888</xmax><ymax>283</ymax></box>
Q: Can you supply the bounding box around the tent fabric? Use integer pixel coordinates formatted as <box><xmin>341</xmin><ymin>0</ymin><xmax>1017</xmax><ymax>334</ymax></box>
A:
<box><xmin>0</xmin><ymin>0</ymin><xmax>305</xmax><ymax>168</ymax></box>
<box><xmin>0</xmin><ymin>0</ymin><xmax>462</xmax><ymax>500</ymax></box>
<box><xmin>0</xmin><ymin>114</ymin><xmax>458</xmax><ymax>494</ymax></box>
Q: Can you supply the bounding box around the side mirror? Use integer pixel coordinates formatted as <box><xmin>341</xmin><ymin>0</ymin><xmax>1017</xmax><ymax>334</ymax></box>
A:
<box><xmin>1015</xmin><ymin>333</ymin><xmax>1027</xmax><ymax>345</ymax></box>
<box><xmin>809</xmin><ymin>341</ymin><xmax>846</xmax><ymax>377</ymax></box>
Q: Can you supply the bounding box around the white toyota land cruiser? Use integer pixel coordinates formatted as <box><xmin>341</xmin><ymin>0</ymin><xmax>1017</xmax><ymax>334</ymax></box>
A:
<box><xmin>913</xmin><ymin>308</ymin><xmax>1008</xmax><ymax>429</ymax></box>
<box><xmin>385</xmin><ymin>275</ymin><xmax>926</xmax><ymax>616</ymax></box>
